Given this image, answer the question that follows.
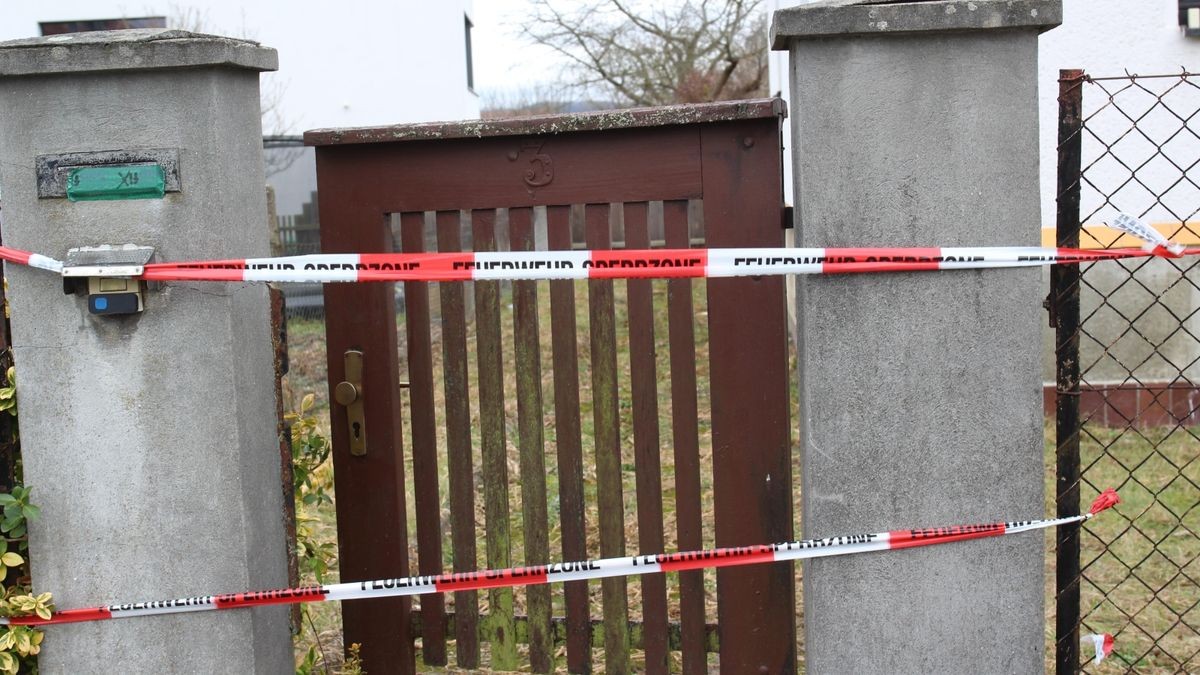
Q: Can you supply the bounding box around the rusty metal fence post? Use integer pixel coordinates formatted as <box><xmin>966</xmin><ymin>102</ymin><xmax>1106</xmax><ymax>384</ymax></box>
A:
<box><xmin>1053</xmin><ymin>67</ymin><xmax>1085</xmax><ymax>675</ymax></box>
<box><xmin>1051</xmin><ymin>69</ymin><xmax>1200</xmax><ymax>672</ymax></box>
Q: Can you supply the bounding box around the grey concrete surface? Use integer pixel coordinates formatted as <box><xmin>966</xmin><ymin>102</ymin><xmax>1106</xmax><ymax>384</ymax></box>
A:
<box><xmin>0</xmin><ymin>32</ymin><xmax>290</xmax><ymax>673</ymax></box>
<box><xmin>776</xmin><ymin>2</ymin><xmax>1060</xmax><ymax>673</ymax></box>
<box><xmin>0</xmin><ymin>29</ymin><xmax>277</xmax><ymax>76</ymax></box>
<box><xmin>771</xmin><ymin>0</ymin><xmax>1061</xmax><ymax>46</ymax></box>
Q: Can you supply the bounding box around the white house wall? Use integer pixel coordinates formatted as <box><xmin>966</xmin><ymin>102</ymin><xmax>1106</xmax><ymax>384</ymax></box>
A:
<box><xmin>771</xmin><ymin>0</ymin><xmax>1200</xmax><ymax>228</ymax></box>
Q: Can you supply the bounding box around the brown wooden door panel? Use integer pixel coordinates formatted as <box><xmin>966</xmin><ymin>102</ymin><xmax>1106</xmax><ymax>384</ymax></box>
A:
<box><xmin>312</xmin><ymin>100</ymin><xmax>792</xmax><ymax>674</ymax></box>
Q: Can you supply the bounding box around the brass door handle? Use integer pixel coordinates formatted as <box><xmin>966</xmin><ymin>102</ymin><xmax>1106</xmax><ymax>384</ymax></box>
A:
<box><xmin>336</xmin><ymin>350</ymin><xmax>366</xmax><ymax>456</ymax></box>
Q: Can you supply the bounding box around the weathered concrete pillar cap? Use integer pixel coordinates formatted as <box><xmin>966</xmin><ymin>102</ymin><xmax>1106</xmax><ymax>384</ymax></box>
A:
<box><xmin>770</xmin><ymin>0</ymin><xmax>1062</xmax><ymax>48</ymax></box>
<box><xmin>0</xmin><ymin>29</ymin><xmax>278</xmax><ymax>77</ymax></box>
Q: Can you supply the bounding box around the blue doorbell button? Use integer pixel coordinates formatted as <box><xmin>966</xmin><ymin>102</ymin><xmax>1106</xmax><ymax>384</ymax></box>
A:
<box><xmin>88</xmin><ymin>293</ymin><xmax>139</xmax><ymax>315</ymax></box>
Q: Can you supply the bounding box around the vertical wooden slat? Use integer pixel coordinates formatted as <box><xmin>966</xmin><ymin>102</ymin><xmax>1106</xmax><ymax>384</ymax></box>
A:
<box><xmin>623</xmin><ymin>201</ymin><xmax>669</xmax><ymax>674</ymax></box>
<box><xmin>547</xmin><ymin>205</ymin><xmax>592</xmax><ymax>674</ymax></box>
<box><xmin>701</xmin><ymin>122</ymin><xmax>795</xmax><ymax>673</ymax></box>
<box><xmin>509</xmin><ymin>207</ymin><xmax>553</xmax><ymax>672</ymax></box>
<box><xmin>435</xmin><ymin>210</ymin><xmax>479</xmax><ymax>668</ymax></box>
<box><xmin>585</xmin><ymin>202</ymin><xmax>631</xmax><ymax>674</ymax></box>
<box><xmin>472</xmin><ymin>208</ymin><xmax>518</xmax><ymax>669</ymax></box>
<box><xmin>399</xmin><ymin>212</ymin><xmax>447</xmax><ymax>666</ymax></box>
<box><xmin>664</xmin><ymin>199</ymin><xmax>707</xmax><ymax>675</ymax></box>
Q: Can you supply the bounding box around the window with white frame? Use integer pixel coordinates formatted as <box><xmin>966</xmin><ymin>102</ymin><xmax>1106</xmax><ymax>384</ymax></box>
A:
<box><xmin>1181</xmin><ymin>1</ymin><xmax>1200</xmax><ymax>37</ymax></box>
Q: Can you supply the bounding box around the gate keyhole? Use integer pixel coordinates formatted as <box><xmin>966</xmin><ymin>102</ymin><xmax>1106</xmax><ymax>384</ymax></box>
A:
<box><xmin>352</xmin><ymin>421</ymin><xmax>361</xmax><ymax>440</ymax></box>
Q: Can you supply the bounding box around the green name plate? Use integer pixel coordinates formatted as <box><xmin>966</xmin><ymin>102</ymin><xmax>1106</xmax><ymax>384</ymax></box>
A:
<box><xmin>66</xmin><ymin>164</ymin><xmax>166</xmax><ymax>202</ymax></box>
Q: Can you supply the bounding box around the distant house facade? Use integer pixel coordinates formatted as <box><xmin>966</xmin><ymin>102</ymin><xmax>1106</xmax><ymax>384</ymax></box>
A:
<box><xmin>769</xmin><ymin>0</ymin><xmax>1200</xmax><ymax>230</ymax></box>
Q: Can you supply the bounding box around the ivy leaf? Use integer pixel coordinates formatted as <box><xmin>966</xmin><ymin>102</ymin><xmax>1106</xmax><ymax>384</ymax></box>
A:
<box><xmin>0</xmin><ymin>553</ymin><xmax>22</xmax><ymax>568</ymax></box>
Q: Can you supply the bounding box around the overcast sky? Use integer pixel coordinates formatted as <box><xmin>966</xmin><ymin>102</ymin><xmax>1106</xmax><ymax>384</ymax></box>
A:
<box><xmin>471</xmin><ymin>0</ymin><xmax>569</xmax><ymax>101</ymax></box>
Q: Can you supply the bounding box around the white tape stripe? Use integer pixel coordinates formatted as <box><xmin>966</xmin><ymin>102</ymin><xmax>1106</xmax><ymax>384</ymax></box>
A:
<box><xmin>1003</xmin><ymin>515</ymin><xmax>1086</xmax><ymax>535</ymax></box>
<box><xmin>706</xmin><ymin>248</ymin><xmax>825</xmax><ymax>277</ymax></box>
<box><xmin>775</xmin><ymin>539</ymin><xmax>890</xmax><ymax>561</ymax></box>
<box><xmin>246</xmin><ymin>254</ymin><xmax>361</xmax><ymax>268</ymax></box>
<box><xmin>26</xmin><ymin>254</ymin><xmax>63</xmax><ymax>273</ymax></box>
<box><xmin>109</xmin><ymin>604</ymin><xmax>214</xmax><ymax>619</ymax></box>
<box><xmin>472</xmin><ymin>250</ymin><xmax>590</xmax><ymax>280</ymax></box>
<box><xmin>1089</xmin><ymin>633</ymin><xmax>1105</xmax><ymax>665</ymax></box>
<box><xmin>938</xmin><ymin>247</ymin><xmax>1051</xmax><ymax>270</ymax></box>
<box><xmin>244</xmin><ymin>268</ymin><xmax>357</xmax><ymax>282</ymax></box>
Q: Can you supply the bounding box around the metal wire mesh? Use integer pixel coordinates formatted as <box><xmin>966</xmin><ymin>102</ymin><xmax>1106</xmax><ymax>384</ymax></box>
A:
<box><xmin>1059</xmin><ymin>71</ymin><xmax>1200</xmax><ymax>673</ymax></box>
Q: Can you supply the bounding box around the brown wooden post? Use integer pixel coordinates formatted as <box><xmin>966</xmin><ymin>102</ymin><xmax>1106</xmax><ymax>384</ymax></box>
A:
<box><xmin>315</xmin><ymin>148</ymin><xmax>414</xmax><ymax>674</ymax></box>
<box><xmin>702</xmin><ymin>119</ymin><xmax>796</xmax><ymax>674</ymax></box>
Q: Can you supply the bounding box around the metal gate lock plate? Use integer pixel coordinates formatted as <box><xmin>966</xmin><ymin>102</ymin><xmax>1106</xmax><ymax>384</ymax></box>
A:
<box><xmin>62</xmin><ymin>245</ymin><xmax>155</xmax><ymax>316</ymax></box>
<box><xmin>336</xmin><ymin>350</ymin><xmax>367</xmax><ymax>456</ymax></box>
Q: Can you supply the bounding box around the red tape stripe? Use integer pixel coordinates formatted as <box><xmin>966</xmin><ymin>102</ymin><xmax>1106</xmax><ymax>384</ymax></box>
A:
<box><xmin>7</xmin><ymin>606</ymin><xmax>111</xmax><ymax>625</ymax></box>
<box><xmin>888</xmin><ymin>523</ymin><xmax>1005</xmax><ymax>549</ymax></box>
<box><xmin>822</xmin><ymin>248</ymin><xmax>943</xmax><ymax>274</ymax></box>
<box><xmin>587</xmin><ymin>249</ymin><xmax>708</xmax><ymax>278</ymax></box>
<box><xmin>657</xmin><ymin>545</ymin><xmax>776</xmax><ymax>572</ymax></box>
<box><xmin>0</xmin><ymin>247</ymin><xmax>32</xmax><ymax>266</ymax></box>
<box><xmin>213</xmin><ymin>586</ymin><xmax>328</xmax><ymax>609</ymax></box>
<box><xmin>434</xmin><ymin>567</ymin><xmax>549</xmax><ymax>592</ymax></box>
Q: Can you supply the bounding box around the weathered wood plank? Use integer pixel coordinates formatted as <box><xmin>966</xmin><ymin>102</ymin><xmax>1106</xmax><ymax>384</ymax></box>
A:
<box><xmin>547</xmin><ymin>205</ymin><xmax>592</xmax><ymax>674</ymax></box>
<box><xmin>664</xmin><ymin>199</ymin><xmax>707</xmax><ymax>675</ymax></box>
<box><xmin>509</xmin><ymin>207</ymin><xmax>553</xmax><ymax>672</ymax></box>
<box><xmin>701</xmin><ymin>122</ymin><xmax>795</xmax><ymax>674</ymax></box>
<box><xmin>435</xmin><ymin>210</ymin><xmax>480</xmax><ymax>668</ymax></box>
<box><xmin>399</xmin><ymin>211</ymin><xmax>447</xmax><ymax>666</ymax></box>
<box><xmin>623</xmin><ymin>202</ymin><xmax>669</xmax><ymax>674</ymax></box>
<box><xmin>471</xmin><ymin>208</ymin><xmax>518</xmax><ymax>669</ymax></box>
<box><xmin>585</xmin><ymin>203</ymin><xmax>630</xmax><ymax>674</ymax></box>
<box><xmin>314</xmin><ymin>170</ymin><xmax>413</xmax><ymax>671</ymax></box>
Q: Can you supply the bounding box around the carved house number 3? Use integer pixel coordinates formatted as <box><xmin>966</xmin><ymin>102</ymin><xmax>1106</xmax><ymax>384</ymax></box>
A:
<box><xmin>508</xmin><ymin>144</ymin><xmax>554</xmax><ymax>191</ymax></box>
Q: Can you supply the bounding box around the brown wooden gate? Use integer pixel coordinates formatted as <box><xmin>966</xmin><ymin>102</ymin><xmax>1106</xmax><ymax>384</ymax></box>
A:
<box><xmin>307</xmin><ymin>99</ymin><xmax>794</xmax><ymax>674</ymax></box>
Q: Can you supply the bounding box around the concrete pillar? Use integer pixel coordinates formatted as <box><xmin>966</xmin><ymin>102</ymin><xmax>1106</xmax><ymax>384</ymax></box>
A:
<box><xmin>0</xmin><ymin>30</ymin><xmax>291</xmax><ymax>672</ymax></box>
<box><xmin>771</xmin><ymin>1</ymin><xmax>1060</xmax><ymax>672</ymax></box>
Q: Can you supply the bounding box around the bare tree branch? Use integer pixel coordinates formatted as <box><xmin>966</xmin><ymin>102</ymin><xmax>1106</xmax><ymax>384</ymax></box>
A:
<box><xmin>519</xmin><ymin>0</ymin><xmax>768</xmax><ymax>108</ymax></box>
<box><xmin>167</xmin><ymin>3</ymin><xmax>301</xmax><ymax>177</ymax></box>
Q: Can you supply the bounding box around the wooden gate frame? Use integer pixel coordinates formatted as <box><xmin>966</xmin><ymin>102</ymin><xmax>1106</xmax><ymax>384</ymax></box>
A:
<box><xmin>307</xmin><ymin>99</ymin><xmax>795</xmax><ymax>674</ymax></box>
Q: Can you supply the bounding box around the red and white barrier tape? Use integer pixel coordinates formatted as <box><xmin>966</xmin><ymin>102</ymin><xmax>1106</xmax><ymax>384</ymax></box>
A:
<box><xmin>0</xmin><ymin>213</ymin><xmax>1191</xmax><ymax>283</ymax></box>
<box><xmin>0</xmin><ymin>490</ymin><xmax>1119</xmax><ymax>627</ymax></box>
<box><xmin>0</xmin><ymin>244</ymin><xmax>1193</xmax><ymax>284</ymax></box>
<box><xmin>1083</xmin><ymin>633</ymin><xmax>1115</xmax><ymax>666</ymax></box>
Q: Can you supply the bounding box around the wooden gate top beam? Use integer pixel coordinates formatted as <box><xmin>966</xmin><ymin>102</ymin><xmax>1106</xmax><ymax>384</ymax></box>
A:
<box><xmin>304</xmin><ymin>98</ymin><xmax>785</xmax><ymax>146</ymax></box>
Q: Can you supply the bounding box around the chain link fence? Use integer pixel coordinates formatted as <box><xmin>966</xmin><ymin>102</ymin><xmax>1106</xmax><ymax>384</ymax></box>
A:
<box><xmin>1054</xmin><ymin>70</ymin><xmax>1200</xmax><ymax>673</ymax></box>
